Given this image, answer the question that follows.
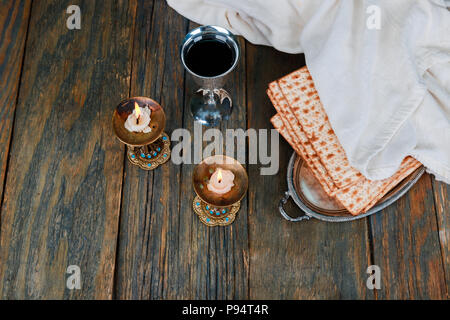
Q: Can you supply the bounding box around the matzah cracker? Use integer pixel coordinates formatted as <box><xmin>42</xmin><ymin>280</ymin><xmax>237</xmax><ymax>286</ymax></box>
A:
<box><xmin>270</xmin><ymin>112</ymin><xmax>333</xmax><ymax>195</ymax></box>
<box><xmin>268</xmin><ymin>86</ymin><xmax>336</xmax><ymax>193</ymax></box>
<box><xmin>276</xmin><ymin>67</ymin><xmax>361</xmax><ymax>189</ymax></box>
<box><xmin>361</xmin><ymin>158</ymin><xmax>422</xmax><ymax>212</ymax></box>
<box><xmin>334</xmin><ymin>157</ymin><xmax>422</xmax><ymax>215</ymax></box>
<box><xmin>267</xmin><ymin>66</ymin><xmax>422</xmax><ymax>215</ymax></box>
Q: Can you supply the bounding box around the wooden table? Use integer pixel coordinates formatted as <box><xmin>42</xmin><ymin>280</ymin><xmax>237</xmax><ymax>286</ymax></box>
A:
<box><xmin>0</xmin><ymin>0</ymin><xmax>448</xmax><ymax>300</ymax></box>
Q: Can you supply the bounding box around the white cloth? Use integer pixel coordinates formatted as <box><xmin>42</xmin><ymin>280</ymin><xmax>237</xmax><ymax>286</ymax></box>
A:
<box><xmin>168</xmin><ymin>0</ymin><xmax>450</xmax><ymax>183</ymax></box>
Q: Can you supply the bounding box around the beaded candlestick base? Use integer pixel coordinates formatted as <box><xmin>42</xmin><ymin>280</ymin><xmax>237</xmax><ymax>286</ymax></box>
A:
<box><xmin>113</xmin><ymin>97</ymin><xmax>171</xmax><ymax>170</ymax></box>
<box><xmin>127</xmin><ymin>133</ymin><xmax>171</xmax><ymax>170</ymax></box>
<box><xmin>193</xmin><ymin>196</ymin><xmax>240</xmax><ymax>227</ymax></box>
<box><xmin>193</xmin><ymin>155</ymin><xmax>248</xmax><ymax>227</ymax></box>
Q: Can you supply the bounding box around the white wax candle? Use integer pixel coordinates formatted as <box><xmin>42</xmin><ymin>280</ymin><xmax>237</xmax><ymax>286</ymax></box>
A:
<box><xmin>124</xmin><ymin>103</ymin><xmax>152</xmax><ymax>133</ymax></box>
<box><xmin>207</xmin><ymin>168</ymin><xmax>235</xmax><ymax>194</ymax></box>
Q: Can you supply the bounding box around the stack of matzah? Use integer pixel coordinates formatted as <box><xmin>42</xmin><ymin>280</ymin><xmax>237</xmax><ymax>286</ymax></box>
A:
<box><xmin>268</xmin><ymin>67</ymin><xmax>422</xmax><ymax>215</ymax></box>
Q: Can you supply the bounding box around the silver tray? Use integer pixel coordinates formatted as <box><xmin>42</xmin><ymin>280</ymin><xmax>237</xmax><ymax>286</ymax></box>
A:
<box><xmin>279</xmin><ymin>152</ymin><xmax>425</xmax><ymax>222</ymax></box>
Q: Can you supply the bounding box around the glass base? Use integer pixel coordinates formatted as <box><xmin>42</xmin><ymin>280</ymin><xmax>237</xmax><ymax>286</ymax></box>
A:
<box><xmin>190</xmin><ymin>89</ymin><xmax>233</xmax><ymax>126</ymax></box>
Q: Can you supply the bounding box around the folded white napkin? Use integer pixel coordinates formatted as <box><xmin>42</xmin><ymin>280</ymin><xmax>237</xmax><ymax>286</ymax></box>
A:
<box><xmin>168</xmin><ymin>0</ymin><xmax>450</xmax><ymax>183</ymax></box>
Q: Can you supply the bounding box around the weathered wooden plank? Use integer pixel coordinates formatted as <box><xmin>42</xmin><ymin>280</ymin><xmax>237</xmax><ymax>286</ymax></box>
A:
<box><xmin>432</xmin><ymin>176</ymin><xmax>449</xmax><ymax>298</ymax></box>
<box><xmin>0</xmin><ymin>0</ymin><xmax>31</xmax><ymax>223</ymax></box>
<box><xmin>0</xmin><ymin>0</ymin><xmax>135</xmax><ymax>299</ymax></box>
<box><xmin>431</xmin><ymin>177</ymin><xmax>450</xmax><ymax>298</ymax></box>
<box><xmin>178</xmin><ymin>21</ymin><xmax>249</xmax><ymax>299</ymax></box>
<box><xmin>369</xmin><ymin>174</ymin><xmax>447</xmax><ymax>299</ymax></box>
<box><xmin>114</xmin><ymin>1</ymin><xmax>189</xmax><ymax>299</ymax></box>
<box><xmin>431</xmin><ymin>177</ymin><xmax>449</xmax><ymax>298</ymax></box>
<box><xmin>117</xmin><ymin>7</ymin><xmax>247</xmax><ymax>299</ymax></box>
<box><xmin>246</xmin><ymin>43</ymin><xmax>373</xmax><ymax>299</ymax></box>
<box><xmin>116</xmin><ymin>8</ymin><xmax>250</xmax><ymax>298</ymax></box>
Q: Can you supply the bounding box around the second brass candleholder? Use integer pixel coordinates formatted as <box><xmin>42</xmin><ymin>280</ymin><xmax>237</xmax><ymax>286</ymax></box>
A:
<box><xmin>113</xmin><ymin>97</ymin><xmax>171</xmax><ymax>170</ymax></box>
<box><xmin>193</xmin><ymin>155</ymin><xmax>248</xmax><ymax>227</ymax></box>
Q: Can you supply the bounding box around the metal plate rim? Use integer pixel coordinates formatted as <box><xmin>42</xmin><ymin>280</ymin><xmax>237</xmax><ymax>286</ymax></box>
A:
<box><xmin>286</xmin><ymin>152</ymin><xmax>425</xmax><ymax>222</ymax></box>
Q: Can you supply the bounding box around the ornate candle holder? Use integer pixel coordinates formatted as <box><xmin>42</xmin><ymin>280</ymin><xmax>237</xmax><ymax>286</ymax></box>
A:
<box><xmin>112</xmin><ymin>97</ymin><xmax>171</xmax><ymax>170</ymax></box>
<box><xmin>193</xmin><ymin>155</ymin><xmax>248</xmax><ymax>227</ymax></box>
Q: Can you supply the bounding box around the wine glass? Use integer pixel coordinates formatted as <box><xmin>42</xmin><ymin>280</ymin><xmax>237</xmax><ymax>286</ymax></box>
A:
<box><xmin>181</xmin><ymin>25</ymin><xmax>240</xmax><ymax>126</ymax></box>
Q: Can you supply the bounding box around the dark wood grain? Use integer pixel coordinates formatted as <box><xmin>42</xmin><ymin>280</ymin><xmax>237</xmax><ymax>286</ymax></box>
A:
<box><xmin>114</xmin><ymin>0</ymin><xmax>189</xmax><ymax>299</ymax></box>
<box><xmin>246</xmin><ymin>43</ymin><xmax>374</xmax><ymax>299</ymax></box>
<box><xmin>177</xmin><ymin>22</ymin><xmax>250</xmax><ymax>299</ymax></box>
<box><xmin>0</xmin><ymin>0</ymin><xmax>31</xmax><ymax>225</ymax></box>
<box><xmin>369</xmin><ymin>174</ymin><xmax>447</xmax><ymax>299</ymax></box>
<box><xmin>116</xmin><ymin>5</ymin><xmax>250</xmax><ymax>297</ymax></box>
<box><xmin>431</xmin><ymin>177</ymin><xmax>449</xmax><ymax>298</ymax></box>
<box><xmin>0</xmin><ymin>0</ymin><xmax>135</xmax><ymax>299</ymax></box>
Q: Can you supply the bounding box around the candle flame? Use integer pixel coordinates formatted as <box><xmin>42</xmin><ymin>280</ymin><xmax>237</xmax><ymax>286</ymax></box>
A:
<box><xmin>217</xmin><ymin>169</ymin><xmax>223</xmax><ymax>183</ymax></box>
<box><xmin>134</xmin><ymin>102</ymin><xmax>141</xmax><ymax>120</ymax></box>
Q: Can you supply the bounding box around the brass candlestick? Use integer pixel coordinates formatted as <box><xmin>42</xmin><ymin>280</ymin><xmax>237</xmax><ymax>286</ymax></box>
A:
<box><xmin>112</xmin><ymin>97</ymin><xmax>171</xmax><ymax>170</ymax></box>
<box><xmin>193</xmin><ymin>155</ymin><xmax>248</xmax><ymax>227</ymax></box>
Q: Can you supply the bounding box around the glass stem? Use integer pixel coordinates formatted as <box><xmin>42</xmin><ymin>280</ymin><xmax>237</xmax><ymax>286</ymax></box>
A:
<box><xmin>207</xmin><ymin>89</ymin><xmax>215</xmax><ymax>105</ymax></box>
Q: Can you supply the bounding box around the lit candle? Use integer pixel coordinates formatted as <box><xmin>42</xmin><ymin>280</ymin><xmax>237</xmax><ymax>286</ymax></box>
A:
<box><xmin>124</xmin><ymin>102</ymin><xmax>152</xmax><ymax>133</ymax></box>
<box><xmin>207</xmin><ymin>168</ymin><xmax>235</xmax><ymax>194</ymax></box>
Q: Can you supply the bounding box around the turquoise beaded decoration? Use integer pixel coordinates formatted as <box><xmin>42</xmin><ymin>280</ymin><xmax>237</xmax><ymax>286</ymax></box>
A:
<box><xmin>192</xmin><ymin>195</ymin><xmax>239</xmax><ymax>227</ymax></box>
<box><xmin>126</xmin><ymin>132</ymin><xmax>171</xmax><ymax>170</ymax></box>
